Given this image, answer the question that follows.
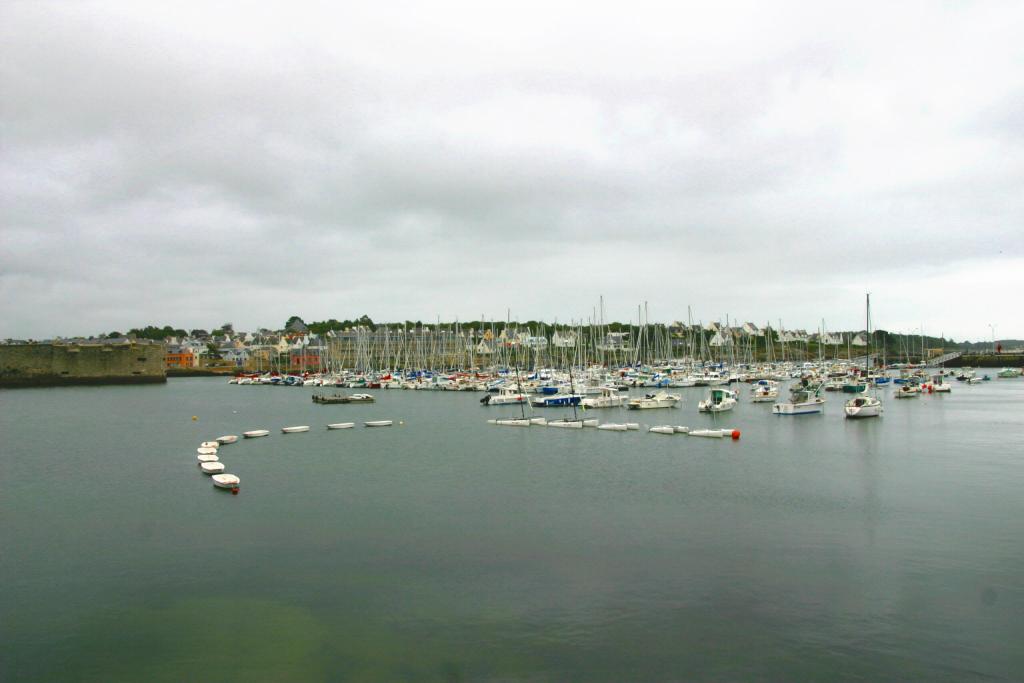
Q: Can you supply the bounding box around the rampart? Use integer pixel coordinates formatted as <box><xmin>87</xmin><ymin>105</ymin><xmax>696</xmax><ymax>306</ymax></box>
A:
<box><xmin>0</xmin><ymin>341</ymin><xmax>167</xmax><ymax>387</ymax></box>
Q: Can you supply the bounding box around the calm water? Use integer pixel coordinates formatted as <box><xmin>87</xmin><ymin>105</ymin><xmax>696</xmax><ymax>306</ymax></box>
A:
<box><xmin>2</xmin><ymin>378</ymin><xmax>1023</xmax><ymax>681</ymax></box>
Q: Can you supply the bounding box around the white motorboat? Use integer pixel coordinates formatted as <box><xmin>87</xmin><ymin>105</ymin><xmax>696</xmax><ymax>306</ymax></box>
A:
<box><xmin>200</xmin><ymin>441</ymin><xmax>220</xmax><ymax>449</ymax></box>
<box><xmin>349</xmin><ymin>393</ymin><xmax>375</xmax><ymax>403</ymax></box>
<box><xmin>200</xmin><ymin>461</ymin><xmax>226</xmax><ymax>475</ymax></box>
<box><xmin>773</xmin><ymin>385</ymin><xmax>826</xmax><ymax>415</ymax></box>
<box><xmin>627</xmin><ymin>391</ymin><xmax>681</xmax><ymax>410</ymax></box>
<box><xmin>480</xmin><ymin>386</ymin><xmax>528</xmax><ymax>405</ymax></box>
<box><xmin>844</xmin><ymin>395</ymin><xmax>883</xmax><ymax>418</ymax></box>
<box><xmin>487</xmin><ymin>418</ymin><xmax>531</xmax><ymax>427</ymax></box>
<box><xmin>243</xmin><ymin>429</ymin><xmax>270</xmax><ymax>438</ymax></box>
<box><xmin>581</xmin><ymin>387</ymin><xmax>629</xmax><ymax>409</ymax></box>
<box><xmin>281</xmin><ymin>425</ymin><xmax>311</xmax><ymax>433</ymax></box>
<box><xmin>197</xmin><ymin>446</ymin><xmax>218</xmax><ymax>455</ymax></box>
<box><xmin>649</xmin><ymin>425</ymin><xmax>676</xmax><ymax>435</ymax></box>
<box><xmin>750</xmin><ymin>380</ymin><xmax>779</xmax><ymax>403</ymax></box>
<box><xmin>197</xmin><ymin>452</ymin><xmax>219</xmax><ymax>463</ymax></box>
<box><xmin>930</xmin><ymin>375</ymin><xmax>952</xmax><ymax>393</ymax></box>
<box><xmin>215</xmin><ymin>435</ymin><xmax>238</xmax><ymax>444</ymax></box>
<box><xmin>698</xmin><ymin>388</ymin><xmax>737</xmax><ymax>413</ymax></box>
<box><xmin>211</xmin><ymin>473</ymin><xmax>240</xmax><ymax>490</ymax></box>
<box><xmin>364</xmin><ymin>420</ymin><xmax>393</xmax><ymax>427</ymax></box>
<box><xmin>327</xmin><ymin>422</ymin><xmax>355</xmax><ymax>429</ymax></box>
<box><xmin>894</xmin><ymin>385</ymin><xmax>919</xmax><ymax>398</ymax></box>
<box><xmin>597</xmin><ymin>423</ymin><xmax>629</xmax><ymax>431</ymax></box>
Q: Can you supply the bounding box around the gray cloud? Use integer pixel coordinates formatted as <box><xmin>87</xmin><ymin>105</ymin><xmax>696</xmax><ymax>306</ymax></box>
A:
<box><xmin>2</xmin><ymin>1</ymin><xmax>1023</xmax><ymax>340</ymax></box>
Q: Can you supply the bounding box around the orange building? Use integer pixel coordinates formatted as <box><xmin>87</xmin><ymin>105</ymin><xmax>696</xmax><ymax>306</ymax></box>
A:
<box><xmin>165</xmin><ymin>349</ymin><xmax>196</xmax><ymax>368</ymax></box>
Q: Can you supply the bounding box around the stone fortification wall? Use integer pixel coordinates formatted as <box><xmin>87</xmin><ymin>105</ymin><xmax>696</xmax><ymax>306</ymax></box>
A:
<box><xmin>0</xmin><ymin>341</ymin><xmax>167</xmax><ymax>387</ymax></box>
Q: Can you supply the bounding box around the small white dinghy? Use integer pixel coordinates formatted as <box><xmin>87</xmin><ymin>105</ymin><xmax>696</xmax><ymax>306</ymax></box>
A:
<box><xmin>327</xmin><ymin>422</ymin><xmax>355</xmax><ymax>430</ymax></box>
<box><xmin>197</xmin><ymin>452</ymin><xmax>219</xmax><ymax>463</ymax></box>
<box><xmin>597</xmin><ymin>423</ymin><xmax>628</xmax><ymax>431</ymax></box>
<box><xmin>364</xmin><ymin>420</ymin><xmax>394</xmax><ymax>427</ymax></box>
<box><xmin>243</xmin><ymin>430</ymin><xmax>270</xmax><ymax>438</ymax></box>
<box><xmin>281</xmin><ymin>425</ymin><xmax>311</xmax><ymax>433</ymax></box>
<box><xmin>200</xmin><ymin>461</ymin><xmax>226</xmax><ymax>475</ymax></box>
<box><xmin>649</xmin><ymin>425</ymin><xmax>676</xmax><ymax>435</ymax></box>
<box><xmin>216</xmin><ymin>435</ymin><xmax>238</xmax><ymax>444</ymax></box>
<box><xmin>197</xmin><ymin>446</ymin><xmax>218</xmax><ymax>455</ymax></box>
<box><xmin>200</xmin><ymin>441</ymin><xmax>220</xmax><ymax>449</ymax></box>
<box><xmin>211</xmin><ymin>473</ymin><xmax>240</xmax><ymax>490</ymax></box>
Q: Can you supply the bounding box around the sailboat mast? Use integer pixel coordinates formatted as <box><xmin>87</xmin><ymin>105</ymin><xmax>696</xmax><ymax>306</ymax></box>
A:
<box><xmin>866</xmin><ymin>293</ymin><xmax>871</xmax><ymax>373</ymax></box>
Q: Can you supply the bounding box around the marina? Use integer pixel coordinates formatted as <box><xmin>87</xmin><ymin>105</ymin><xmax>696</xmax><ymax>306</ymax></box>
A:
<box><xmin>3</xmin><ymin>368</ymin><xmax>1024</xmax><ymax>681</ymax></box>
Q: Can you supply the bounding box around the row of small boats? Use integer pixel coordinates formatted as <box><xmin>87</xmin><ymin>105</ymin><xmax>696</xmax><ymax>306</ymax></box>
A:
<box><xmin>242</xmin><ymin>421</ymin><xmax>395</xmax><ymax>437</ymax></box>
<box><xmin>196</xmin><ymin>436</ymin><xmax>241</xmax><ymax>492</ymax></box>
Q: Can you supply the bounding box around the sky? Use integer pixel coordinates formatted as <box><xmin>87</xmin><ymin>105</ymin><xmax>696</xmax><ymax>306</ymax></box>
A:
<box><xmin>2</xmin><ymin>1</ymin><xmax>1022</xmax><ymax>342</ymax></box>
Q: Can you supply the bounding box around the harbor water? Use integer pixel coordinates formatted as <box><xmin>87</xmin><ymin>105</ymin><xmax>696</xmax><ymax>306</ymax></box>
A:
<box><xmin>2</xmin><ymin>378</ymin><xmax>1023</xmax><ymax>681</ymax></box>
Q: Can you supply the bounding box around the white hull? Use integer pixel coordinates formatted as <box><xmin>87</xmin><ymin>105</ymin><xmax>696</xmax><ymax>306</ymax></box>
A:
<box><xmin>364</xmin><ymin>420</ymin><xmax>394</xmax><ymax>427</ymax></box>
<box><xmin>547</xmin><ymin>420</ymin><xmax>584</xmax><ymax>428</ymax></box>
<box><xmin>844</xmin><ymin>397</ymin><xmax>883</xmax><ymax>418</ymax></box>
<box><xmin>698</xmin><ymin>399</ymin><xmax>736</xmax><ymax>413</ymax></box>
<box><xmin>772</xmin><ymin>398</ymin><xmax>826</xmax><ymax>415</ymax></box>
<box><xmin>215</xmin><ymin>435</ymin><xmax>238</xmax><ymax>444</ymax></box>
<box><xmin>487</xmin><ymin>419</ymin><xmax>531</xmax><ymax>426</ymax></box>
<box><xmin>327</xmin><ymin>422</ymin><xmax>355</xmax><ymax>429</ymax></box>
<box><xmin>581</xmin><ymin>395</ymin><xmax>629</xmax><ymax>408</ymax></box>
<box><xmin>212</xmin><ymin>473</ymin><xmax>240</xmax><ymax>489</ymax></box>
<box><xmin>487</xmin><ymin>396</ymin><xmax>528</xmax><ymax>405</ymax></box>
<box><xmin>200</xmin><ymin>461</ymin><xmax>226</xmax><ymax>475</ymax></box>
<box><xmin>197</xmin><ymin>446</ymin><xmax>218</xmax><ymax>455</ymax></box>
<box><xmin>197</xmin><ymin>453</ymin><xmax>219</xmax><ymax>463</ymax></box>
<box><xmin>597</xmin><ymin>423</ymin><xmax>628</xmax><ymax>431</ymax></box>
<box><xmin>627</xmin><ymin>392</ymin><xmax>681</xmax><ymax>410</ymax></box>
<box><xmin>281</xmin><ymin>426</ymin><xmax>310</xmax><ymax>433</ymax></box>
<box><xmin>243</xmin><ymin>430</ymin><xmax>270</xmax><ymax>438</ymax></box>
<box><xmin>649</xmin><ymin>426</ymin><xmax>675</xmax><ymax>434</ymax></box>
<box><xmin>689</xmin><ymin>429</ymin><xmax>725</xmax><ymax>438</ymax></box>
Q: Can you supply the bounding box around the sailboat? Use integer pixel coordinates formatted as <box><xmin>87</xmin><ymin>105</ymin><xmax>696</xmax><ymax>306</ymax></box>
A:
<box><xmin>487</xmin><ymin>365</ymin><xmax>536</xmax><ymax>426</ymax></box>
<box><xmin>845</xmin><ymin>293</ymin><xmax>883</xmax><ymax>418</ymax></box>
<box><xmin>548</xmin><ymin>359</ymin><xmax>597</xmax><ymax>428</ymax></box>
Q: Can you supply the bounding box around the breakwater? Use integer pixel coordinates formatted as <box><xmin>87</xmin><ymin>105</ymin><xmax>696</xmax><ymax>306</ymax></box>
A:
<box><xmin>951</xmin><ymin>353</ymin><xmax>1024</xmax><ymax>368</ymax></box>
<box><xmin>0</xmin><ymin>341</ymin><xmax>166</xmax><ymax>387</ymax></box>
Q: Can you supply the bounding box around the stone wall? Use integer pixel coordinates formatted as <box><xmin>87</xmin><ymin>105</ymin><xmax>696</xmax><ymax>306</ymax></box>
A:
<box><xmin>0</xmin><ymin>341</ymin><xmax>167</xmax><ymax>387</ymax></box>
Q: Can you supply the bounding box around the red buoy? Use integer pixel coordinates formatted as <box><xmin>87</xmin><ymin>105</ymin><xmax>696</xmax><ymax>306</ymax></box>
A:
<box><xmin>731</xmin><ymin>430</ymin><xmax>741</xmax><ymax>440</ymax></box>
<box><xmin>231</xmin><ymin>488</ymin><xmax>239</xmax><ymax>495</ymax></box>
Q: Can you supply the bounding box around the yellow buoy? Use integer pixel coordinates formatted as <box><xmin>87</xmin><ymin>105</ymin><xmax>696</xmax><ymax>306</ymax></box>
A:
<box><xmin>192</xmin><ymin>416</ymin><xmax>198</xmax><ymax>421</ymax></box>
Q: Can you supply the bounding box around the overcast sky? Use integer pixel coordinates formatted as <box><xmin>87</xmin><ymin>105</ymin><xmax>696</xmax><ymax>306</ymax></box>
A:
<box><xmin>2</xmin><ymin>1</ymin><xmax>1022</xmax><ymax>341</ymax></box>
